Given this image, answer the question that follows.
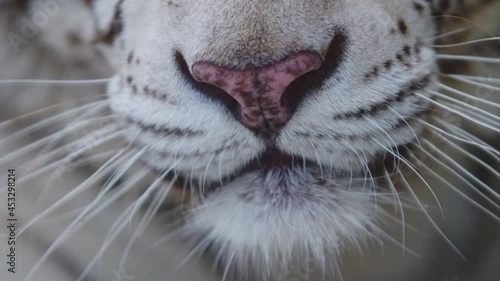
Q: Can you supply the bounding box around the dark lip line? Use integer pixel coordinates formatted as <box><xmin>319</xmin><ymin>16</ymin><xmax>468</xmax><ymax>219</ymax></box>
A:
<box><xmin>152</xmin><ymin>143</ymin><xmax>414</xmax><ymax>194</ymax></box>
<box><xmin>154</xmin><ymin>146</ymin><xmax>322</xmax><ymax>193</ymax></box>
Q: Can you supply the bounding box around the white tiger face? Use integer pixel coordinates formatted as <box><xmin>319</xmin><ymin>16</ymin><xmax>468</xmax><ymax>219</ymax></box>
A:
<box><xmin>86</xmin><ymin>0</ymin><xmax>448</xmax><ymax>276</ymax></box>
<box><xmin>7</xmin><ymin>0</ymin><xmax>494</xmax><ymax>279</ymax></box>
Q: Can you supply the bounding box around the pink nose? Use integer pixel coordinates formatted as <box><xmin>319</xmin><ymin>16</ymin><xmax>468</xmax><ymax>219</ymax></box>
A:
<box><xmin>192</xmin><ymin>52</ymin><xmax>322</xmax><ymax>133</ymax></box>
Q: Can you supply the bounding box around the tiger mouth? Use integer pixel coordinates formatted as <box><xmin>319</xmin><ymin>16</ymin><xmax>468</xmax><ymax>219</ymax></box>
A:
<box><xmin>158</xmin><ymin>146</ymin><xmax>313</xmax><ymax>193</ymax></box>
<box><xmin>158</xmin><ymin>144</ymin><xmax>409</xmax><ymax>194</ymax></box>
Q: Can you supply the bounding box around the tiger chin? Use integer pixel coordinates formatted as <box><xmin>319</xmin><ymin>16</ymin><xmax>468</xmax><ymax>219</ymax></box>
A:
<box><xmin>2</xmin><ymin>0</ymin><xmax>498</xmax><ymax>280</ymax></box>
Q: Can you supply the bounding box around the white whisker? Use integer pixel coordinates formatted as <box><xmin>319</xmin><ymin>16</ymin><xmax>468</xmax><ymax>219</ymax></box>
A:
<box><xmin>129</xmin><ymin>164</ymin><xmax>175</xmax><ymax>227</ymax></box>
<box><xmin>383</xmin><ymin>170</ymin><xmax>406</xmax><ymax>256</ymax></box>
<box><xmin>25</xmin><ymin>115</ymin><xmax>117</xmax><ymax>172</ymax></box>
<box><xmin>149</xmin><ymin>220</ymin><xmax>195</xmax><ymax>250</ymax></box>
<box><xmin>0</xmin><ymin>116</ymin><xmax>116</xmax><ymax>165</ymax></box>
<box><xmin>436</xmin><ymin>54</ymin><xmax>500</xmax><ymax>64</ymax></box>
<box><xmin>138</xmin><ymin>180</ymin><xmax>177</xmax><ymax>237</ymax></box>
<box><xmin>424</xmin><ymin>28</ymin><xmax>467</xmax><ymax>41</ymax></box>
<box><xmin>435</xmin><ymin>132</ymin><xmax>499</xmax><ymax>180</ymax></box>
<box><xmin>435</xmin><ymin>118</ymin><xmax>500</xmax><ymax>159</ymax></box>
<box><xmin>416</xmin><ymin>92</ymin><xmax>499</xmax><ymax>132</ymax></box>
<box><xmin>222</xmin><ymin>250</ymin><xmax>237</xmax><ymax>281</ymax></box>
<box><xmin>23</xmin><ymin>149</ymin><xmax>131</xmax><ymax>280</ymax></box>
<box><xmin>371</xmin><ymin>137</ymin><xmax>445</xmax><ymax>219</ymax></box>
<box><xmin>23</xmin><ymin>122</ymin><xmax>118</xmax><ymax>173</ymax></box>
<box><xmin>218</xmin><ymin>150</ymin><xmax>226</xmax><ymax>189</ymax></box>
<box><xmin>441</xmin><ymin>101</ymin><xmax>498</xmax><ymax>130</ymax></box>
<box><xmin>444</xmin><ymin>74</ymin><xmax>500</xmax><ymax>92</ymax></box>
<box><xmin>362</xmin><ymin>116</ymin><xmax>400</xmax><ymax>209</ymax></box>
<box><xmin>415</xmin><ymin>145</ymin><xmax>499</xmax><ymax>210</ymax></box>
<box><xmin>201</xmin><ymin>154</ymin><xmax>215</xmax><ymax>194</ymax></box>
<box><xmin>0</xmin><ymin>94</ymin><xmax>107</xmax><ymax>129</ymax></box>
<box><xmin>32</xmin><ymin>149</ymin><xmax>124</xmax><ymax>213</ymax></box>
<box><xmin>18</xmin><ymin>149</ymin><xmax>131</xmax><ymax>236</ymax></box>
<box><xmin>432</xmin><ymin>36</ymin><xmax>500</xmax><ymax>48</ymax></box>
<box><xmin>435</xmin><ymin>82</ymin><xmax>500</xmax><ymax>108</ymax></box>
<box><xmin>424</xmin><ymin>119</ymin><xmax>500</xmax><ymax>160</ymax></box>
<box><xmin>422</xmin><ymin>139</ymin><xmax>499</xmax><ymax>202</ymax></box>
<box><xmin>396</xmin><ymin>169</ymin><xmax>466</xmax><ymax>260</ymax></box>
<box><xmin>412</xmin><ymin>154</ymin><xmax>499</xmax><ymax>223</ymax></box>
<box><xmin>118</xmin><ymin>174</ymin><xmax>177</xmax><ymax>275</ymax></box>
<box><xmin>444</xmin><ymin>74</ymin><xmax>500</xmax><ymax>85</ymax></box>
<box><xmin>0</xmin><ymin>78</ymin><xmax>112</xmax><ymax>86</ymax></box>
<box><xmin>426</xmin><ymin>89</ymin><xmax>499</xmax><ymax>123</ymax></box>
<box><xmin>1</xmin><ymin>130</ymin><xmax>122</xmax><ymax>189</ymax></box>
<box><xmin>342</xmin><ymin>141</ymin><xmax>370</xmax><ymax>189</ymax></box>
<box><xmin>372</xmin><ymin>223</ymin><xmax>420</xmax><ymax>258</ymax></box>
<box><xmin>44</xmin><ymin>166</ymin><xmax>147</xmax><ymax>281</ymax></box>
<box><xmin>388</xmin><ymin>106</ymin><xmax>422</xmax><ymax>148</ymax></box>
<box><xmin>0</xmin><ymin>101</ymin><xmax>108</xmax><ymax>144</ymax></box>
<box><xmin>75</xmin><ymin>197</ymin><xmax>144</xmax><ymax>281</ymax></box>
<box><xmin>308</xmin><ymin>139</ymin><xmax>324</xmax><ymax>180</ymax></box>
<box><xmin>176</xmin><ymin>235</ymin><xmax>215</xmax><ymax>270</ymax></box>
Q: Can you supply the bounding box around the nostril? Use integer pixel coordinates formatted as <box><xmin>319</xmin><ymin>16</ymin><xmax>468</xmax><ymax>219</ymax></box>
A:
<box><xmin>175</xmin><ymin>52</ymin><xmax>240</xmax><ymax>115</ymax></box>
<box><xmin>282</xmin><ymin>33</ymin><xmax>348</xmax><ymax>115</ymax></box>
<box><xmin>191</xmin><ymin>52</ymin><xmax>323</xmax><ymax>132</ymax></box>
